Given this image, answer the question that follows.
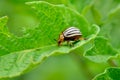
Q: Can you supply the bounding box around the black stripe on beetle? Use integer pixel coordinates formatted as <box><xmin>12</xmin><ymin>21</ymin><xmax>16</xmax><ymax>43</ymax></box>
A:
<box><xmin>58</xmin><ymin>27</ymin><xmax>84</xmax><ymax>46</ymax></box>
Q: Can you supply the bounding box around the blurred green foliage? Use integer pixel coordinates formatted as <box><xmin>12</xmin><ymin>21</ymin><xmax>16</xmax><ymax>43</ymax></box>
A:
<box><xmin>0</xmin><ymin>0</ymin><xmax>120</xmax><ymax>80</ymax></box>
<box><xmin>0</xmin><ymin>0</ymin><xmax>39</xmax><ymax>36</ymax></box>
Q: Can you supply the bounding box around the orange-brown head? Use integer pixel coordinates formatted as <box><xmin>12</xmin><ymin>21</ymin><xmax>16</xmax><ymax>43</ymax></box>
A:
<box><xmin>58</xmin><ymin>33</ymin><xmax>64</xmax><ymax>46</ymax></box>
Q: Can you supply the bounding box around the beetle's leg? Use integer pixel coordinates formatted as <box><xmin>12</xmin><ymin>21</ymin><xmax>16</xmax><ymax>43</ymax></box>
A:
<box><xmin>79</xmin><ymin>37</ymin><xmax>84</xmax><ymax>40</ymax></box>
<box><xmin>69</xmin><ymin>42</ymin><xmax>74</xmax><ymax>47</ymax></box>
<box><xmin>66</xmin><ymin>40</ymin><xmax>73</xmax><ymax>47</ymax></box>
<box><xmin>67</xmin><ymin>41</ymin><xmax>70</xmax><ymax>45</ymax></box>
<box><xmin>67</xmin><ymin>41</ymin><xmax>73</xmax><ymax>47</ymax></box>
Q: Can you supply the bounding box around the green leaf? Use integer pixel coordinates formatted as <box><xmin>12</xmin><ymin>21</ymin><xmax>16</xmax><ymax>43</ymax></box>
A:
<box><xmin>85</xmin><ymin>5</ymin><xmax>102</xmax><ymax>25</ymax></box>
<box><xmin>0</xmin><ymin>1</ymin><xmax>100</xmax><ymax>78</ymax></box>
<box><xmin>68</xmin><ymin>0</ymin><xmax>93</xmax><ymax>12</ymax></box>
<box><xmin>100</xmin><ymin>5</ymin><xmax>120</xmax><ymax>49</ymax></box>
<box><xmin>0</xmin><ymin>16</ymin><xmax>10</xmax><ymax>36</ymax></box>
<box><xmin>84</xmin><ymin>5</ymin><xmax>120</xmax><ymax>63</ymax></box>
<box><xmin>0</xmin><ymin>16</ymin><xmax>11</xmax><ymax>56</ymax></box>
<box><xmin>0</xmin><ymin>16</ymin><xmax>8</xmax><ymax>31</ymax></box>
<box><xmin>85</xmin><ymin>37</ymin><xmax>118</xmax><ymax>63</ymax></box>
<box><xmin>90</xmin><ymin>6</ymin><xmax>102</xmax><ymax>25</ymax></box>
<box><xmin>93</xmin><ymin>67</ymin><xmax>120</xmax><ymax>80</ymax></box>
<box><xmin>82</xmin><ymin>4</ymin><xmax>103</xmax><ymax>26</ymax></box>
<box><xmin>0</xmin><ymin>24</ymin><xmax>99</xmax><ymax>78</ymax></box>
<box><xmin>42</xmin><ymin>0</ymin><xmax>68</xmax><ymax>5</ymax></box>
<box><xmin>92</xmin><ymin>0</ymin><xmax>119</xmax><ymax>19</ymax></box>
<box><xmin>83</xmin><ymin>0</ymin><xmax>119</xmax><ymax>25</ymax></box>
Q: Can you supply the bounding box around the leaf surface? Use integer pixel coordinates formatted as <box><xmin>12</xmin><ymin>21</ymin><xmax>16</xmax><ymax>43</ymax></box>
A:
<box><xmin>83</xmin><ymin>0</ymin><xmax>120</xmax><ymax>25</ymax></box>
<box><xmin>84</xmin><ymin>5</ymin><xmax>120</xmax><ymax>63</ymax></box>
<box><xmin>85</xmin><ymin>37</ymin><xmax>118</xmax><ymax>63</ymax></box>
<box><xmin>100</xmin><ymin>5</ymin><xmax>120</xmax><ymax>49</ymax></box>
<box><xmin>0</xmin><ymin>1</ymin><xmax>100</xmax><ymax>78</ymax></box>
<box><xmin>93</xmin><ymin>67</ymin><xmax>120</xmax><ymax>80</ymax></box>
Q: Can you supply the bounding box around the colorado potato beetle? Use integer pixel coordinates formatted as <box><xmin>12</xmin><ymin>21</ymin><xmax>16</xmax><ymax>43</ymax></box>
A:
<box><xmin>58</xmin><ymin>27</ymin><xmax>84</xmax><ymax>46</ymax></box>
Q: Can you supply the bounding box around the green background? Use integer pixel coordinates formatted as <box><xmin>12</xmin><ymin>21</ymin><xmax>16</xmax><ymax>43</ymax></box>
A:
<box><xmin>0</xmin><ymin>0</ymin><xmax>120</xmax><ymax>80</ymax></box>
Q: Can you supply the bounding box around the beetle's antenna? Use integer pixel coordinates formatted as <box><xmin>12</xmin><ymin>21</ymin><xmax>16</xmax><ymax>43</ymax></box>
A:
<box><xmin>54</xmin><ymin>39</ymin><xmax>57</xmax><ymax>42</ymax></box>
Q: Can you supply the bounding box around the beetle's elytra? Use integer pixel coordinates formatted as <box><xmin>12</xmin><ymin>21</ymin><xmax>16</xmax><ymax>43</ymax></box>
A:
<box><xmin>58</xmin><ymin>27</ymin><xmax>84</xmax><ymax>46</ymax></box>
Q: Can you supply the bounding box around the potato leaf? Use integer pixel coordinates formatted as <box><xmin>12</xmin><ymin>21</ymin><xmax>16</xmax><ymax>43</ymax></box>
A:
<box><xmin>100</xmin><ymin>5</ymin><xmax>120</xmax><ymax>49</ymax></box>
<box><xmin>93</xmin><ymin>67</ymin><xmax>120</xmax><ymax>80</ymax></box>
<box><xmin>82</xmin><ymin>0</ymin><xmax>120</xmax><ymax>25</ymax></box>
<box><xmin>0</xmin><ymin>1</ymin><xmax>100</xmax><ymax>78</ymax></box>
<box><xmin>85</xmin><ymin>37</ymin><xmax>118</xmax><ymax>63</ymax></box>
<box><xmin>84</xmin><ymin>5</ymin><xmax>120</xmax><ymax>63</ymax></box>
<box><xmin>93</xmin><ymin>54</ymin><xmax>120</xmax><ymax>80</ymax></box>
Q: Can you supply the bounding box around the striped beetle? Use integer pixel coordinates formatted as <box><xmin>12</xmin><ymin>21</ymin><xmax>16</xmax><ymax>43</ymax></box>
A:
<box><xmin>58</xmin><ymin>27</ymin><xmax>84</xmax><ymax>46</ymax></box>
